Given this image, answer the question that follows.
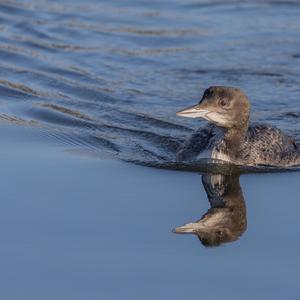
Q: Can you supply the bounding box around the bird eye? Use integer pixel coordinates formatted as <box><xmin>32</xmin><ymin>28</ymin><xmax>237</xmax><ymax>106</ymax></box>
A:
<box><xmin>219</xmin><ymin>99</ymin><xmax>228</xmax><ymax>107</ymax></box>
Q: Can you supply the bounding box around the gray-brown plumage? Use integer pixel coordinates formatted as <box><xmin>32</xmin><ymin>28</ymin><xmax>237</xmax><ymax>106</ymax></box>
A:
<box><xmin>173</xmin><ymin>174</ymin><xmax>246</xmax><ymax>247</ymax></box>
<box><xmin>176</xmin><ymin>86</ymin><xmax>300</xmax><ymax>167</ymax></box>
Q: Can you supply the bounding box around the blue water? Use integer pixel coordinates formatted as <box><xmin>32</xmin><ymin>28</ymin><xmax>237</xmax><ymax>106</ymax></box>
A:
<box><xmin>0</xmin><ymin>0</ymin><xmax>300</xmax><ymax>164</ymax></box>
<box><xmin>0</xmin><ymin>125</ymin><xmax>299</xmax><ymax>300</ymax></box>
<box><xmin>0</xmin><ymin>1</ymin><xmax>299</xmax><ymax>299</ymax></box>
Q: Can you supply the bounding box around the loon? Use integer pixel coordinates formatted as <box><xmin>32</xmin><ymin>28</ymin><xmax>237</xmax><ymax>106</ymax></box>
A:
<box><xmin>176</xmin><ymin>86</ymin><xmax>300</xmax><ymax>167</ymax></box>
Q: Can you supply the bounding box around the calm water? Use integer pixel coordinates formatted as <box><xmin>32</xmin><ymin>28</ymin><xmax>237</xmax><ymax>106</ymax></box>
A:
<box><xmin>0</xmin><ymin>0</ymin><xmax>300</xmax><ymax>299</ymax></box>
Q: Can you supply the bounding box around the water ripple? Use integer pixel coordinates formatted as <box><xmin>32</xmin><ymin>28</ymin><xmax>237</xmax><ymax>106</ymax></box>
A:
<box><xmin>0</xmin><ymin>0</ymin><xmax>299</xmax><ymax>170</ymax></box>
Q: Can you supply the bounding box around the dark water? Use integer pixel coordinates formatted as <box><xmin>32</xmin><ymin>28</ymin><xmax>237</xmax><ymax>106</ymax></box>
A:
<box><xmin>0</xmin><ymin>0</ymin><xmax>300</xmax><ymax>166</ymax></box>
<box><xmin>0</xmin><ymin>1</ymin><xmax>300</xmax><ymax>299</ymax></box>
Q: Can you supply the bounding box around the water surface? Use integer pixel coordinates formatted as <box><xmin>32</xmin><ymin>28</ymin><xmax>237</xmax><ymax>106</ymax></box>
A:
<box><xmin>0</xmin><ymin>1</ymin><xmax>300</xmax><ymax>299</ymax></box>
<box><xmin>0</xmin><ymin>0</ymin><xmax>299</xmax><ymax>165</ymax></box>
<box><xmin>1</xmin><ymin>124</ymin><xmax>300</xmax><ymax>300</ymax></box>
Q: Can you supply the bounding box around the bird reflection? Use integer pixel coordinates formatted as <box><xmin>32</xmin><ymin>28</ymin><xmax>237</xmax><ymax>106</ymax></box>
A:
<box><xmin>174</xmin><ymin>174</ymin><xmax>247</xmax><ymax>247</ymax></box>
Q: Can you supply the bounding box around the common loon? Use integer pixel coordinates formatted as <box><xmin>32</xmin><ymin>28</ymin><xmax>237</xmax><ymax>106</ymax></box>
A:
<box><xmin>176</xmin><ymin>86</ymin><xmax>300</xmax><ymax>167</ymax></box>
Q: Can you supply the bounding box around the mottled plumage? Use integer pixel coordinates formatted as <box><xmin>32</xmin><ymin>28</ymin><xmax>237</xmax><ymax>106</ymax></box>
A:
<box><xmin>176</xmin><ymin>86</ymin><xmax>300</xmax><ymax>167</ymax></box>
<box><xmin>177</xmin><ymin>123</ymin><xmax>300</xmax><ymax>167</ymax></box>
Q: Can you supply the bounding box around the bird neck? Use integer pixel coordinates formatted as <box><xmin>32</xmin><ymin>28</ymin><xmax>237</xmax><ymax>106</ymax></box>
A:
<box><xmin>223</xmin><ymin>123</ymin><xmax>248</xmax><ymax>158</ymax></box>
